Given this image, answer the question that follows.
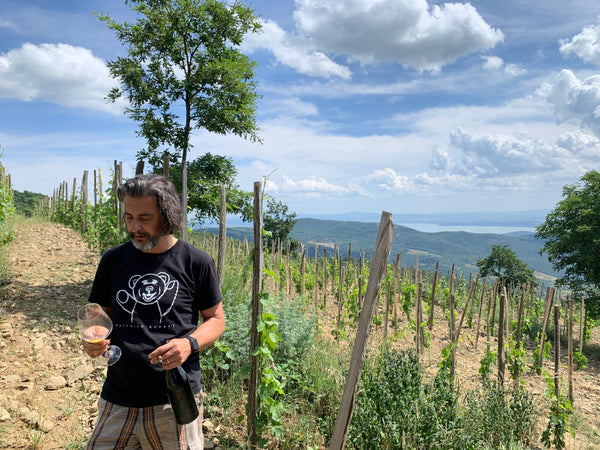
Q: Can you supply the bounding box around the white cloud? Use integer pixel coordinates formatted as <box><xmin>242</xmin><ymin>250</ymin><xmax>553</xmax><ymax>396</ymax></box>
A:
<box><xmin>556</xmin><ymin>130</ymin><xmax>600</xmax><ymax>161</ymax></box>
<box><xmin>537</xmin><ymin>69</ymin><xmax>600</xmax><ymax>136</ymax></box>
<box><xmin>504</xmin><ymin>63</ymin><xmax>526</xmax><ymax>77</ymax></box>
<box><xmin>294</xmin><ymin>0</ymin><xmax>504</xmax><ymax>72</ymax></box>
<box><xmin>244</xmin><ymin>19</ymin><xmax>352</xmax><ymax>79</ymax></box>
<box><xmin>447</xmin><ymin>128</ymin><xmax>567</xmax><ymax>176</ymax></box>
<box><xmin>0</xmin><ymin>42</ymin><xmax>123</xmax><ymax>113</ymax></box>
<box><xmin>559</xmin><ymin>17</ymin><xmax>600</xmax><ymax>66</ymax></box>
<box><xmin>481</xmin><ymin>55</ymin><xmax>526</xmax><ymax>76</ymax></box>
<box><xmin>0</xmin><ymin>17</ymin><xmax>18</xmax><ymax>32</ymax></box>
<box><xmin>273</xmin><ymin>175</ymin><xmax>368</xmax><ymax>199</ymax></box>
<box><xmin>260</xmin><ymin>96</ymin><xmax>319</xmax><ymax>118</ymax></box>
<box><xmin>362</xmin><ymin>168</ymin><xmax>413</xmax><ymax>192</ymax></box>
<box><xmin>482</xmin><ymin>55</ymin><xmax>504</xmax><ymax>70</ymax></box>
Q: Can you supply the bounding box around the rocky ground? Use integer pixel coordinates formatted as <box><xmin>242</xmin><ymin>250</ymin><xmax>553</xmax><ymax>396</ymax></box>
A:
<box><xmin>1</xmin><ymin>219</ymin><xmax>600</xmax><ymax>449</ymax></box>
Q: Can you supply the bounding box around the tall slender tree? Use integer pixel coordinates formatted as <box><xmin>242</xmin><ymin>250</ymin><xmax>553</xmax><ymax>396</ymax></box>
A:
<box><xmin>98</xmin><ymin>0</ymin><xmax>262</xmax><ymax>239</ymax></box>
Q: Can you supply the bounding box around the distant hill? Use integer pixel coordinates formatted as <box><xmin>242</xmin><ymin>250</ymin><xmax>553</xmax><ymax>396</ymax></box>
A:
<box><xmin>198</xmin><ymin>217</ymin><xmax>559</xmax><ymax>280</ymax></box>
<box><xmin>14</xmin><ymin>190</ymin><xmax>47</xmax><ymax>217</ymax></box>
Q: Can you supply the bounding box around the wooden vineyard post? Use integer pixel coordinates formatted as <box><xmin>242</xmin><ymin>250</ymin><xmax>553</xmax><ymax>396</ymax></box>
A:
<box><xmin>474</xmin><ymin>278</ymin><xmax>487</xmax><ymax>350</ymax></box>
<box><xmin>337</xmin><ymin>264</ymin><xmax>344</xmax><ymax>339</ymax></box>
<box><xmin>216</xmin><ymin>185</ymin><xmax>226</xmax><ymax>287</ymax></box>
<box><xmin>449</xmin><ymin>272</ymin><xmax>456</xmax><ymax>341</ymax></box>
<box><xmin>497</xmin><ymin>288</ymin><xmax>507</xmax><ymax>385</ymax></box>
<box><xmin>515</xmin><ymin>284</ymin><xmax>526</xmax><ymax>344</ymax></box>
<box><xmin>391</xmin><ymin>254</ymin><xmax>399</xmax><ymax>330</ymax></box>
<box><xmin>579</xmin><ymin>296</ymin><xmax>585</xmax><ymax>352</ymax></box>
<box><xmin>64</xmin><ymin>181</ymin><xmax>69</xmax><ymax>216</ymax></box>
<box><xmin>513</xmin><ymin>284</ymin><xmax>527</xmax><ymax>389</ymax></box>
<box><xmin>455</xmin><ymin>275</ymin><xmax>478</xmax><ymax>342</ymax></box>
<box><xmin>286</xmin><ymin>241</ymin><xmax>292</xmax><ymax>297</ymax></box>
<box><xmin>135</xmin><ymin>160</ymin><xmax>144</xmax><ymax>175</ymax></box>
<box><xmin>81</xmin><ymin>170</ymin><xmax>88</xmax><ymax>233</ymax></box>
<box><xmin>448</xmin><ymin>271</ymin><xmax>457</xmax><ymax>384</ymax></box>
<box><xmin>247</xmin><ymin>182</ymin><xmax>263</xmax><ymax>449</ymax></box>
<box><xmin>384</xmin><ymin>279</ymin><xmax>391</xmax><ymax>342</ymax></box>
<box><xmin>71</xmin><ymin>177</ymin><xmax>77</xmax><ymax>228</ymax></box>
<box><xmin>162</xmin><ymin>153</ymin><xmax>169</xmax><ymax>178</ymax></box>
<box><xmin>428</xmin><ymin>261</ymin><xmax>439</xmax><ymax>330</ymax></box>
<box><xmin>490</xmin><ymin>281</ymin><xmax>498</xmax><ymax>337</ymax></box>
<box><xmin>416</xmin><ymin>280</ymin><xmax>423</xmax><ymax>356</ymax></box>
<box><xmin>322</xmin><ymin>247</ymin><xmax>328</xmax><ymax>307</ymax></box>
<box><xmin>300</xmin><ymin>248</ymin><xmax>306</xmax><ymax>295</ymax></box>
<box><xmin>538</xmin><ymin>287</ymin><xmax>556</xmax><ymax>371</ymax></box>
<box><xmin>553</xmin><ymin>303</ymin><xmax>561</xmax><ymax>398</ymax></box>
<box><xmin>313</xmin><ymin>242</ymin><xmax>319</xmax><ymax>309</ymax></box>
<box><xmin>395</xmin><ymin>253</ymin><xmax>402</xmax><ymax>328</ymax></box>
<box><xmin>328</xmin><ymin>212</ymin><xmax>393</xmax><ymax>450</ymax></box>
<box><xmin>357</xmin><ymin>252</ymin><xmax>364</xmax><ymax>309</ymax></box>
<box><xmin>568</xmin><ymin>296</ymin><xmax>574</xmax><ymax>404</ymax></box>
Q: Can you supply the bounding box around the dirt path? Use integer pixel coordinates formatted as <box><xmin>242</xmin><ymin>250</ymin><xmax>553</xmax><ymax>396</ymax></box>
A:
<box><xmin>1</xmin><ymin>219</ymin><xmax>600</xmax><ymax>449</ymax></box>
<box><xmin>0</xmin><ymin>219</ymin><xmax>101</xmax><ymax>449</ymax></box>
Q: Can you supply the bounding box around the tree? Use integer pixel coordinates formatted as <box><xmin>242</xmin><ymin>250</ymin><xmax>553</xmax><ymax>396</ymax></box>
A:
<box><xmin>536</xmin><ymin>170</ymin><xmax>600</xmax><ymax>313</ymax></box>
<box><xmin>476</xmin><ymin>244</ymin><xmax>536</xmax><ymax>287</ymax></box>
<box><xmin>160</xmin><ymin>153</ymin><xmax>253</xmax><ymax>225</ymax></box>
<box><xmin>98</xmin><ymin>0</ymin><xmax>262</xmax><ymax>240</ymax></box>
<box><xmin>263</xmin><ymin>198</ymin><xmax>298</xmax><ymax>247</ymax></box>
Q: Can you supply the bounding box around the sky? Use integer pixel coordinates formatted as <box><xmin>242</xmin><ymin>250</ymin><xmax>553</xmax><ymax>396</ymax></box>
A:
<box><xmin>1</xmin><ymin>0</ymin><xmax>600</xmax><ymax>221</ymax></box>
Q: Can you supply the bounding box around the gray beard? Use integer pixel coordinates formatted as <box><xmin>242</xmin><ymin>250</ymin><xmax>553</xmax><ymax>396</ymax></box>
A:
<box><xmin>130</xmin><ymin>233</ymin><xmax>162</xmax><ymax>252</ymax></box>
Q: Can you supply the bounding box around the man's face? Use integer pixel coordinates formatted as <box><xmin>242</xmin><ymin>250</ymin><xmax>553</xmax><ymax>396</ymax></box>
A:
<box><xmin>123</xmin><ymin>195</ymin><xmax>164</xmax><ymax>252</ymax></box>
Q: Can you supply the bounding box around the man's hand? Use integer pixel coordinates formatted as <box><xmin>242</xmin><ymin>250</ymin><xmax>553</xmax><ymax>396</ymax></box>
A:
<box><xmin>82</xmin><ymin>339</ymin><xmax>109</xmax><ymax>359</ymax></box>
<box><xmin>148</xmin><ymin>338</ymin><xmax>191</xmax><ymax>369</ymax></box>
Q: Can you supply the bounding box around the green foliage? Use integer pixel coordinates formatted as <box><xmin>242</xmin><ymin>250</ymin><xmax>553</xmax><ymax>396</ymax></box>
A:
<box><xmin>477</xmin><ymin>244</ymin><xmax>536</xmax><ymax>287</ymax></box>
<box><xmin>479</xmin><ymin>347</ymin><xmax>497</xmax><ymax>384</ymax></box>
<box><xmin>13</xmin><ymin>190</ymin><xmax>47</xmax><ymax>217</ymax></box>
<box><xmin>263</xmin><ymin>198</ymin><xmax>298</xmax><ymax>247</ymax></box>
<box><xmin>541</xmin><ymin>373</ymin><xmax>575</xmax><ymax>449</ymax></box>
<box><xmin>253</xmin><ymin>298</ymin><xmax>285</xmax><ymax>444</ymax></box>
<box><xmin>348</xmin><ymin>348</ymin><xmax>459</xmax><ymax>449</ymax></box>
<box><xmin>573</xmin><ymin>351</ymin><xmax>587</xmax><ymax>370</ymax></box>
<box><xmin>536</xmin><ymin>170</ymin><xmax>600</xmax><ymax>314</ymax></box>
<box><xmin>532</xmin><ymin>337</ymin><xmax>552</xmax><ymax>375</ymax></box>
<box><xmin>461</xmin><ymin>382</ymin><xmax>537</xmax><ymax>448</ymax></box>
<box><xmin>162</xmin><ymin>153</ymin><xmax>253</xmax><ymax>226</ymax></box>
<box><xmin>507</xmin><ymin>340</ymin><xmax>527</xmax><ymax>385</ymax></box>
<box><xmin>0</xmin><ymin>166</ymin><xmax>16</xmax><ymax>247</ymax></box>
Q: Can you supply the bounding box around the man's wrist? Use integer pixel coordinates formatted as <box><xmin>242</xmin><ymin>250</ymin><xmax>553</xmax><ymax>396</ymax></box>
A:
<box><xmin>185</xmin><ymin>335</ymin><xmax>199</xmax><ymax>353</ymax></box>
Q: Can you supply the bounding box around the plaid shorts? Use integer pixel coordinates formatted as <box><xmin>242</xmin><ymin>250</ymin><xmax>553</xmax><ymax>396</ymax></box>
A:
<box><xmin>87</xmin><ymin>393</ymin><xmax>204</xmax><ymax>450</ymax></box>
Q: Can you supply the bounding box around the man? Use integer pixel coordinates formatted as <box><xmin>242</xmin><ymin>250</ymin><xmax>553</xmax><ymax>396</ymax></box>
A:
<box><xmin>81</xmin><ymin>173</ymin><xmax>225</xmax><ymax>449</ymax></box>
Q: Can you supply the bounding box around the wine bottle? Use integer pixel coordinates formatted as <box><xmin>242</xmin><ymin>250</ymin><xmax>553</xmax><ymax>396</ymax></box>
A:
<box><xmin>162</xmin><ymin>340</ymin><xmax>199</xmax><ymax>425</ymax></box>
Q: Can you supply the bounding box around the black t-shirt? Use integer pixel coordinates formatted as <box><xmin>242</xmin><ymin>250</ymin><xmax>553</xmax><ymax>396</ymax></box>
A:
<box><xmin>88</xmin><ymin>239</ymin><xmax>223</xmax><ymax>407</ymax></box>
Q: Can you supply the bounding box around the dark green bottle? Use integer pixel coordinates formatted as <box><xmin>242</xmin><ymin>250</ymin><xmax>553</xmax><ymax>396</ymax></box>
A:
<box><xmin>161</xmin><ymin>339</ymin><xmax>198</xmax><ymax>425</ymax></box>
<box><xmin>165</xmin><ymin>365</ymin><xmax>199</xmax><ymax>425</ymax></box>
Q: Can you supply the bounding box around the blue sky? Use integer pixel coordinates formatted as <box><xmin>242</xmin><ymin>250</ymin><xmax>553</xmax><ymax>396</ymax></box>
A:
<box><xmin>1</xmin><ymin>0</ymin><xmax>600</xmax><ymax>219</ymax></box>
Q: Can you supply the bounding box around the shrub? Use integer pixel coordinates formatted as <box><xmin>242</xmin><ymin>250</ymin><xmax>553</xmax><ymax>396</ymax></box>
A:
<box><xmin>460</xmin><ymin>382</ymin><xmax>537</xmax><ymax>448</ymax></box>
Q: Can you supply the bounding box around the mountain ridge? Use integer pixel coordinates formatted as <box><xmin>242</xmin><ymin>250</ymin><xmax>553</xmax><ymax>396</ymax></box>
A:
<box><xmin>200</xmin><ymin>216</ymin><xmax>559</xmax><ymax>281</ymax></box>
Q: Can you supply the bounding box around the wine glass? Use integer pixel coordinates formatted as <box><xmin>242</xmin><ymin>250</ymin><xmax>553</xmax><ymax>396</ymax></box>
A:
<box><xmin>77</xmin><ymin>303</ymin><xmax>121</xmax><ymax>366</ymax></box>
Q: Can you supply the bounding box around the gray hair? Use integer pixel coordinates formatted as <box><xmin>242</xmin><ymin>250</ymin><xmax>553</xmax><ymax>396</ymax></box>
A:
<box><xmin>117</xmin><ymin>174</ymin><xmax>183</xmax><ymax>234</ymax></box>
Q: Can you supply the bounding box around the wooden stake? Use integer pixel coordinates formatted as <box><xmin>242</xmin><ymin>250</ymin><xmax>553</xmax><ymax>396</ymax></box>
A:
<box><xmin>329</xmin><ymin>212</ymin><xmax>394</xmax><ymax>450</ymax></box>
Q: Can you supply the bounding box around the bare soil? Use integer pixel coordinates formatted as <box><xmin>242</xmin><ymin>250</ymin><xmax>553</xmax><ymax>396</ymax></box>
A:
<box><xmin>1</xmin><ymin>219</ymin><xmax>600</xmax><ymax>449</ymax></box>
